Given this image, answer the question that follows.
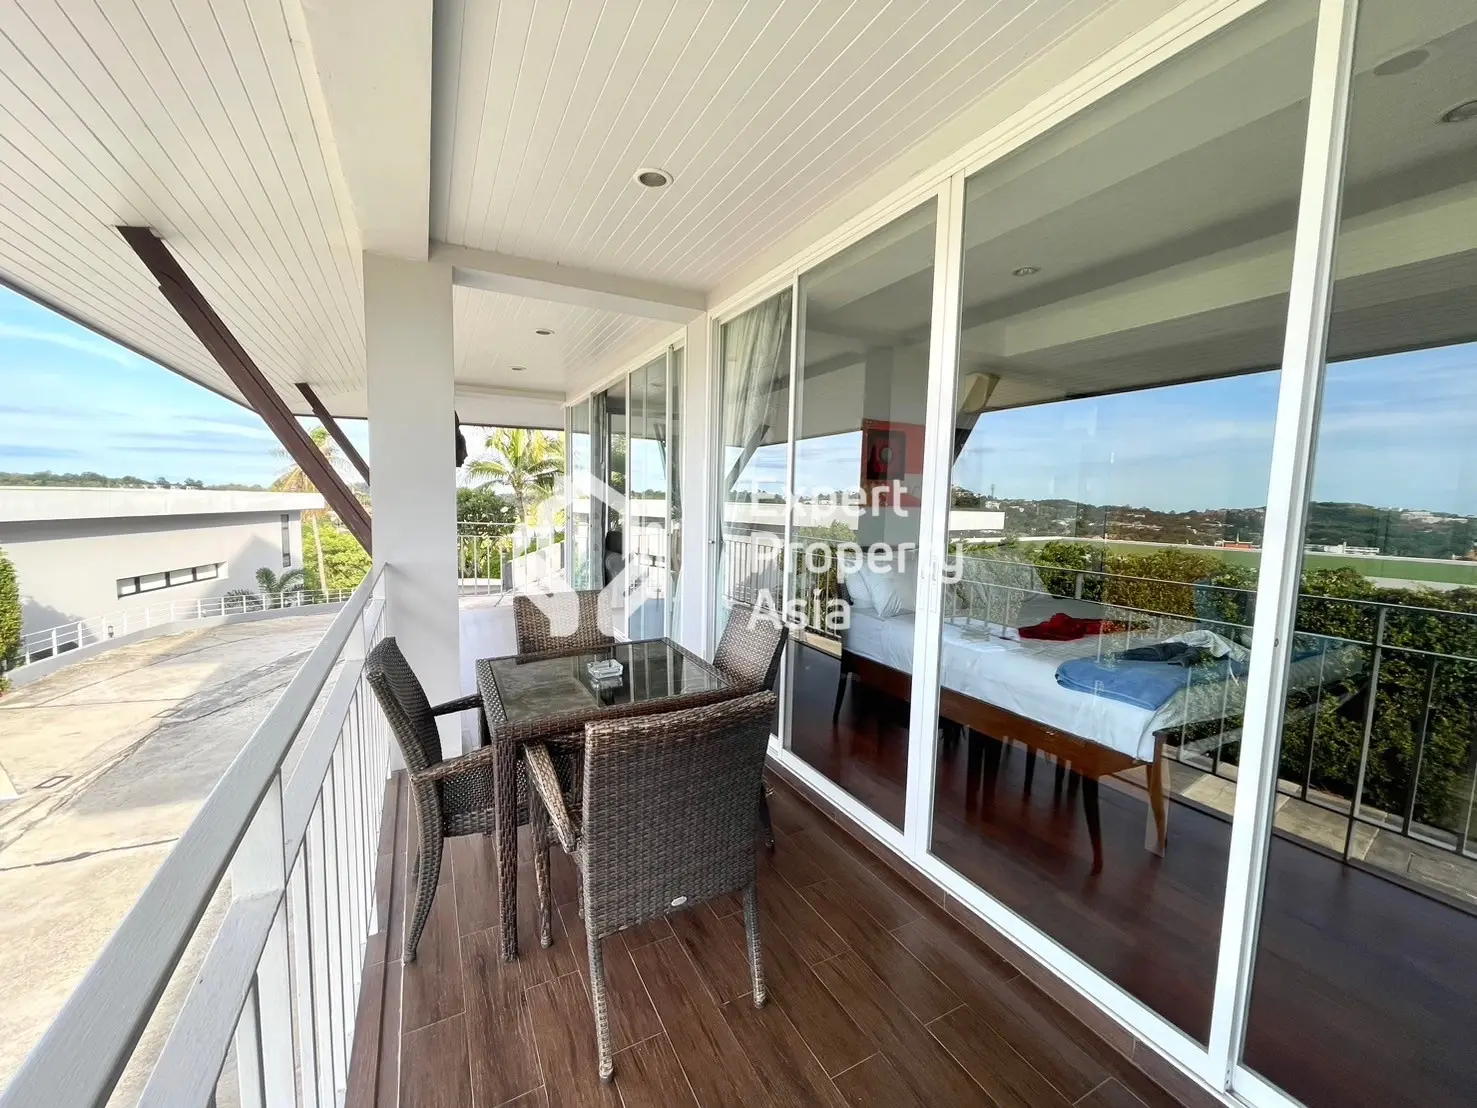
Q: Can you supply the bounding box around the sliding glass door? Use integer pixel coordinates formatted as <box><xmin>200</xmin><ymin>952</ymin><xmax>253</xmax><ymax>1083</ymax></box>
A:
<box><xmin>1240</xmin><ymin>4</ymin><xmax>1477</xmax><ymax>1105</ymax></box>
<box><xmin>922</xmin><ymin>0</ymin><xmax>1319</xmax><ymax>1044</ymax></box>
<box><xmin>787</xmin><ymin>200</ymin><xmax>940</xmax><ymax>828</ymax></box>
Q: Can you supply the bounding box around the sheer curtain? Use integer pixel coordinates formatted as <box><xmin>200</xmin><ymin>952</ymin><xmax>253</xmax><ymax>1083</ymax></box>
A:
<box><xmin>716</xmin><ymin>290</ymin><xmax>793</xmax><ymax>632</ymax></box>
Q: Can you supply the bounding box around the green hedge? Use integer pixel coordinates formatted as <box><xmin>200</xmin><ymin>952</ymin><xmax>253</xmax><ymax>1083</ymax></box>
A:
<box><xmin>0</xmin><ymin>547</ymin><xmax>20</xmax><ymax>690</ymax></box>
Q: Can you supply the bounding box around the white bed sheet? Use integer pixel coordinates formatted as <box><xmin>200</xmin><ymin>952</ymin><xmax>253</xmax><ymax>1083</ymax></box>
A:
<box><xmin>843</xmin><ymin>607</ymin><xmax>1359</xmax><ymax>765</ymax></box>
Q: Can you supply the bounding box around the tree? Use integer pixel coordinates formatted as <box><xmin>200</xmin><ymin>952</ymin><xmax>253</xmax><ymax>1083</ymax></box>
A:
<box><xmin>457</xmin><ymin>485</ymin><xmax>518</xmax><ymax>526</ymax></box>
<box><xmin>225</xmin><ymin>566</ymin><xmax>308</xmax><ymax>611</ymax></box>
<box><xmin>465</xmin><ymin>428</ymin><xmax>564</xmax><ymax>522</ymax></box>
<box><xmin>303</xmin><ymin>519</ymin><xmax>372</xmax><ymax>592</ymax></box>
<box><xmin>272</xmin><ymin>425</ymin><xmax>363</xmax><ymax>590</ymax></box>
<box><xmin>0</xmin><ymin>547</ymin><xmax>21</xmax><ymax>689</ymax></box>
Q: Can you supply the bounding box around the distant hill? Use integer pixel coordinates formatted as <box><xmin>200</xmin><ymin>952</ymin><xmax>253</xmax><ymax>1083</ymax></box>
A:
<box><xmin>0</xmin><ymin>470</ymin><xmax>267</xmax><ymax>492</ymax></box>
<box><xmin>954</xmin><ymin>488</ymin><xmax>1477</xmax><ymax>561</ymax></box>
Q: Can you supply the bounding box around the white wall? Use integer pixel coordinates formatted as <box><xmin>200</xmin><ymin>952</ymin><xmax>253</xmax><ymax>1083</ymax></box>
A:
<box><xmin>2</xmin><ymin>512</ymin><xmax>305</xmax><ymax>637</ymax></box>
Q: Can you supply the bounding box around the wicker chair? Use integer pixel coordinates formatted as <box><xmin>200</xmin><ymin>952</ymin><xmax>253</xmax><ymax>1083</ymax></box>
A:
<box><xmin>365</xmin><ymin>636</ymin><xmax>575</xmax><ymax>961</ymax></box>
<box><xmin>512</xmin><ymin>589</ymin><xmax>614</xmax><ymax>655</ymax></box>
<box><xmin>713</xmin><ymin>602</ymin><xmax>789</xmax><ymax>850</ymax></box>
<box><xmin>526</xmin><ymin>691</ymin><xmax>777</xmax><ymax>1081</ymax></box>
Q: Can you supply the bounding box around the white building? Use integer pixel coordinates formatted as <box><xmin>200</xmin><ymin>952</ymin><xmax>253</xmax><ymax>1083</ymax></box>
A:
<box><xmin>0</xmin><ymin>487</ymin><xmax>323</xmax><ymax>638</ymax></box>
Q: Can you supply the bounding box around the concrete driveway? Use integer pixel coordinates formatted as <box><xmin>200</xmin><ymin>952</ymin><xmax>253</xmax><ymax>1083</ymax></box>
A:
<box><xmin>0</xmin><ymin>613</ymin><xmax>335</xmax><ymax>1102</ymax></box>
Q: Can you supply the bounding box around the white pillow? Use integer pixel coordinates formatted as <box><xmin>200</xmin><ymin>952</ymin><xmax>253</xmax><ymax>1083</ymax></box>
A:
<box><xmin>842</xmin><ymin>567</ymin><xmax>876</xmax><ymax>610</ymax></box>
<box><xmin>859</xmin><ymin>565</ymin><xmax>917</xmax><ymax>619</ymax></box>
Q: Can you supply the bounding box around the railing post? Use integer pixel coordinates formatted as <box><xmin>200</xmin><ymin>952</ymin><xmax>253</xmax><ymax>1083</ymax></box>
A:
<box><xmin>1346</xmin><ymin>605</ymin><xmax>1388</xmax><ymax>858</ymax></box>
<box><xmin>51</xmin><ymin>627</ymin><xmax>59</xmax><ymax>657</ymax></box>
<box><xmin>228</xmin><ymin>774</ymin><xmax>295</xmax><ymax>1108</ymax></box>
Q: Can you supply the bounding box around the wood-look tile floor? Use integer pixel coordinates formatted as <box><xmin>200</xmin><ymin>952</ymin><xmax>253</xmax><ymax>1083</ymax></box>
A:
<box><xmin>353</xmin><ymin>774</ymin><xmax>1191</xmax><ymax>1108</ymax></box>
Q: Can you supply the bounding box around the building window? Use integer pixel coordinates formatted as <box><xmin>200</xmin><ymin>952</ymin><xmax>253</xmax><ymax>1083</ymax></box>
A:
<box><xmin>117</xmin><ymin>563</ymin><xmax>223</xmax><ymax>598</ymax></box>
<box><xmin>281</xmin><ymin>514</ymin><xmax>291</xmax><ymax>568</ymax></box>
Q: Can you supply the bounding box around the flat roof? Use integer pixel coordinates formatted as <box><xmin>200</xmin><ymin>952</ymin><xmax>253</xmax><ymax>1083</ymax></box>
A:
<box><xmin>0</xmin><ymin>487</ymin><xmax>326</xmax><ymax>524</ymax></box>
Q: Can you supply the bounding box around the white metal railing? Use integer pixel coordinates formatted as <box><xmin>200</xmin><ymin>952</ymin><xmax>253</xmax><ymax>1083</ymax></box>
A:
<box><xmin>13</xmin><ymin>588</ymin><xmax>357</xmax><ymax>669</ymax></box>
<box><xmin>1</xmin><ymin>567</ymin><xmax>390</xmax><ymax>1108</ymax></box>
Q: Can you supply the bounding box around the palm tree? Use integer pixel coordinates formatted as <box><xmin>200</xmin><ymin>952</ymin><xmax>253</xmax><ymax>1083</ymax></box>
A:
<box><xmin>225</xmin><ymin>566</ymin><xmax>308</xmax><ymax>612</ymax></box>
<box><xmin>273</xmin><ymin>425</ymin><xmax>358</xmax><ymax>591</ymax></box>
<box><xmin>465</xmin><ymin>428</ymin><xmax>564</xmax><ymax>522</ymax></box>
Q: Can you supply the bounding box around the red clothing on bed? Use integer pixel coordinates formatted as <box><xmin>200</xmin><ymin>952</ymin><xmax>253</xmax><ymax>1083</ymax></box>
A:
<box><xmin>1017</xmin><ymin>612</ymin><xmax>1120</xmax><ymax>641</ymax></box>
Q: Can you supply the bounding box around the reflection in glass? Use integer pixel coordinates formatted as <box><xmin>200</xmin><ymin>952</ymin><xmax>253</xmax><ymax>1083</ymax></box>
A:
<box><xmin>628</xmin><ymin>355</ymin><xmax>669</xmax><ymax>639</ymax></box>
<box><xmin>789</xmin><ymin>200</ymin><xmax>938</xmax><ymax>828</ymax></box>
<box><xmin>925</xmin><ymin>0</ymin><xmax>1317</xmax><ymax>1043</ymax></box>
<box><xmin>1243</xmin><ymin>5</ymin><xmax>1477</xmax><ymax>1106</ymax></box>
<box><xmin>569</xmin><ymin>398</ymin><xmax>593</xmax><ymax>589</ymax></box>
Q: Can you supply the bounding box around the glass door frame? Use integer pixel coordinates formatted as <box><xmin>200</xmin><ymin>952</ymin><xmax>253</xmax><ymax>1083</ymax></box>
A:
<box><xmin>703</xmin><ymin>0</ymin><xmax>1362</xmax><ymax>1102</ymax></box>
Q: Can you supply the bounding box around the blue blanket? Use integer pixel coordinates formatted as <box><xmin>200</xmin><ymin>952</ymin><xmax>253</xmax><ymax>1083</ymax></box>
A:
<box><xmin>1055</xmin><ymin>654</ymin><xmax>1247</xmax><ymax>712</ymax></box>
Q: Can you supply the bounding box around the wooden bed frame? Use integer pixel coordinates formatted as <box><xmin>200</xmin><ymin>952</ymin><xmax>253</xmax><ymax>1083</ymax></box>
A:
<box><xmin>832</xmin><ymin>648</ymin><xmax>1169</xmax><ymax>874</ymax></box>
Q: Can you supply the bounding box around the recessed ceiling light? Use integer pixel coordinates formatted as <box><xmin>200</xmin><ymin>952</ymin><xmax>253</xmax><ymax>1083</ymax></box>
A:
<box><xmin>1440</xmin><ymin>98</ymin><xmax>1477</xmax><ymax>124</ymax></box>
<box><xmin>1013</xmin><ymin>266</ymin><xmax>1041</xmax><ymax>277</ymax></box>
<box><xmin>1373</xmin><ymin>49</ymin><xmax>1429</xmax><ymax>76</ymax></box>
<box><xmin>635</xmin><ymin>167</ymin><xmax>673</xmax><ymax>188</ymax></box>
<box><xmin>511</xmin><ymin>365</ymin><xmax>527</xmax><ymax>372</ymax></box>
<box><xmin>535</xmin><ymin>327</ymin><xmax>554</xmax><ymax>336</ymax></box>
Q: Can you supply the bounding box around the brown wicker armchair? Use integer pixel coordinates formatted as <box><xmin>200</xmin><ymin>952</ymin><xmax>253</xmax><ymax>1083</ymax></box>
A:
<box><xmin>526</xmin><ymin>691</ymin><xmax>777</xmax><ymax>1082</ymax></box>
<box><xmin>512</xmin><ymin>589</ymin><xmax>615</xmax><ymax>655</ymax></box>
<box><xmin>366</xmin><ymin>637</ymin><xmax>575</xmax><ymax>961</ymax></box>
<box><xmin>713</xmin><ymin>602</ymin><xmax>789</xmax><ymax>850</ymax></box>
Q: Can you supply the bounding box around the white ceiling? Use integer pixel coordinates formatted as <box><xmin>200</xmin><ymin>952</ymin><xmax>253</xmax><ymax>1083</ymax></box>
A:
<box><xmin>0</xmin><ymin>0</ymin><xmax>1198</xmax><ymax>425</ymax></box>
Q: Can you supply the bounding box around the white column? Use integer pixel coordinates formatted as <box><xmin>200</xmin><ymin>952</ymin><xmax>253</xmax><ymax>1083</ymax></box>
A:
<box><xmin>364</xmin><ymin>252</ymin><xmax>461</xmax><ymax>756</ymax></box>
<box><xmin>677</xmin><ymin>312</ymin><xmax>713</xmax><ymax>654</ymax></box>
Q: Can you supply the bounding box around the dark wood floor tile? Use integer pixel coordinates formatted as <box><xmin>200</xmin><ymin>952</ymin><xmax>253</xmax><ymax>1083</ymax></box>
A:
<box><xmin>378</xmin><ymin>775</ymin><xmax>401</xmax><ymax>855</ymax></box>
<box><xmin>894</xmin><ymin>916</ymin><xmax>1109</xmax><ymax>1101</ymax></box>
<box><xmin>400</xmin><ymin>1013</ymin><xmax>471</xmax><ymax>1108</ymax></box>
<box><xmin>561</xmin><ymin>904</ymin><xmax>664</xmax><ymax>1051</ymax></box>
<box><xmin>505</xmin><ymin>864</ymin><xmax>580</xmax><ymax>985</ymax></box>
<box><xmin>462</xmin><ymin>927</ymin><xmax>541</xmax><ymax>1108</ymax></box>
<box><xmin>787</xmin><ymin>828</ymin><xmax>921</xmax><ymax>930</ymax></box>
<box><xmin>551</xmin><ymin>847</ymin><xmax>580</xmax><ymax>905</ymax></box>
<box><xmin>668</xmin><ymin>900</ymin><xmax>754</xmax><ymax>1004</ymax></box>
<box><xmin>375</xmin><ymin>959</ymin><xmax>402</xmax><ymax>1108</ymax></box>
<box><xmin>610</xmin><ymin>1034</ymin><xmax>697</xmax><ymax>1108</ymax></box>
<box><xmin>347</xmin><ymin>958</ymin><xmax>387</xmax><ymax>1107</ymax></box>
<box><xmin>757</xmin><ymin>869</ymin><xmax>847</xmax><ymax>965</ymax></box>
<box><xmin>830</xmin><ymin>1052</ymin><xmax>924</xmax><ymax>1108</ymax></box>
<box><xmin>802</xmin><ymin>881</ymin><xmax>958</xmax><ymax>1022</ymax></box>
<box><xmin>721</xmin><ymin>992</ymin><xmax>849</xmax><ymax>1107</ymax></box>
<box><xmin>812</xmin><ymin>952</ymin><xmax>986</xmax><ymax>1107</ymax></box>
<box><xmin>765</xmin><ymin>782</ymin><xmax>814</xmax><ymax>834</ymax></box>
<box><xmin>448</xmin><ymin>834</ymin><xmax>501</xmax><ymax>936</ymax></box>
<box><xmin>707</xmin><ymin>891</ymin><xmax>743</xmax><ymax>918</ymax></box>
<box><xmin>759</xmin><ymin>926</ymin><xmax>875</xmax><ymax>1077</ymax></box>
<box><xmin>401</xmin><ymin>889</ymin><xmax>465</xmax><ymax>1032</ymax></box>
<box><xmin>629</xmin><ymin>937</ymin><xmax>766</xmax><ymax>1105</ymax></box>
<box><xmin>495</xmin><ymin>1088</ymin><xmax>549</xmax><ymax>1107</ymax></box>
<box><xmin>386</xmin><ymin>822</ymin><xmax>408</xmax><ymax>964</ymax></box>
<box><xmin>1113</xmin><ymin>1045</ymin><xmax>1208</xmax><ymax>1108</ymax></box>
<box><xmin>1078</xmin><ymin>1078</ymin><xmax>1153</xmax><ymax>1108</ymax></box>
<box><xmin>526</xmin><ymin>971</ymin><xmax>622</xmax><ymax>1108</ymax></box>
<box><xmin>929</xmin><ymin>1003</ymin><xmax>1073</xmax><ymax>1108</ymax></box>
<box><xmin>619</xmin><ymin>915</ymin><xmax>674</xmax><ymax>950</ymax></box>
<box><xmin>764</xmin><ymin>825</ymin><xmax>831</xmax><ymax>888</ymax></box>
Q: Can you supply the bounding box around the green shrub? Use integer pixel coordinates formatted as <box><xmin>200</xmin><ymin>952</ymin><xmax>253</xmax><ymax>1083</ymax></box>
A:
<box><xmin>0</xmin><ymin>548</ymin><xmax>20</xmax><ymax>690</ymax></box>
<box><xmin>303</xmin><ymin>520</ymin><xmax>372</xmax><ymax>593</ymax></box>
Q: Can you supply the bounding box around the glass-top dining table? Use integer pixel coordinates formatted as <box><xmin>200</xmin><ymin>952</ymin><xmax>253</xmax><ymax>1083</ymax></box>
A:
<box><xmin>475</xmin><ymin>637</ymin><xmax>734</xmax><ymax>961</ymax></box>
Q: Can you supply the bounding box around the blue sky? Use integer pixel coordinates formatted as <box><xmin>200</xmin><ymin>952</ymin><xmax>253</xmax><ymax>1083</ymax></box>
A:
<box><xmin>0</xmin><ymin>286</ymin><xmax>369</xmax><ymax>486</ymax></box>
<box><xmin>5</xmin><ymin>280</ymin><xmax>1475</xmax><ymax>517</ymax></box>
<box><xmin>730</xmin><ymin>342</ymin><xmax>1477</xmax><ymax>517</ymax></box>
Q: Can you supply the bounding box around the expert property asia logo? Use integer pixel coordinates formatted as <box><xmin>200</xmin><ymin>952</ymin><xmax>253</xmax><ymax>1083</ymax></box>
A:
<box><xmin>509</xmin><ymin>469</ymin><xmax>974</xmax><ymax>643</ymax></box>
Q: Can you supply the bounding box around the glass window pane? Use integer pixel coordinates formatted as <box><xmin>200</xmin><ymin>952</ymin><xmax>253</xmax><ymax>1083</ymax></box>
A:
<box><xmin>790</xmin><ymin>200</ymin><xmax>938</xmax><ymax>829</ymax></box>
<box><xmin>628</xmin><ymin>355</ymin><xmax>669</xmax><ymax>639</ymax></box>
<box><xmin>139</xmin><ymin>572</ymin><xmax>167</xmax><ymax>592</ymax></box>
<box><xmin>670</xmin><ymin>348</ymin><xmax>684</xmax><ymax>636</ymax></box>
<box><xmin>716</xmin><ymin>290</ymin><xmax>793</xmax><ymax>639</ymax></box>
<box><xmin>570</xmin><ymin>398</ymin><xmax>593</xmax><ymax>590</ymax></box>
<box><xmin>1244</xmin><ymin>4</ymin><xmax>1477</xmax><ymax>1104</ymax></box>
<box><xmin>927</xmin><ymin>0</ymin><xmax>1317</xmax><ymax>1043</ymax></box>
<box><xmin>195</xmin><ymin>563</ymin><xmax>218</xmax><ymax>581</ymax></box>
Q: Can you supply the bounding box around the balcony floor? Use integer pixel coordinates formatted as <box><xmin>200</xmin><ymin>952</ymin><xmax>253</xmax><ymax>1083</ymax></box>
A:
<box><xmin>353</xmin><ymin>766</ymin><xmax>1191</xmax><ymax>1108</ymax></box>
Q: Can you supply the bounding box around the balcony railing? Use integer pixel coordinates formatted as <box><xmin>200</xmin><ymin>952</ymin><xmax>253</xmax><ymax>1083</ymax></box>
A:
<box><xmin>1</xmin><ymin>567</ymin><xmax>391</xmax><ymax>1108</ymax></box>
<box><xmin>10</xmin><ymin>588</ymin><xmax>356</xmax><ymax>670</ymax></box>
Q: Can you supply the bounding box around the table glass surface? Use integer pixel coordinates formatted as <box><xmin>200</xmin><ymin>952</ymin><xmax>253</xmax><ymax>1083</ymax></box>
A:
<box><xmin>485</xmin><ymin>638</ymin><xmax>727</xmax><ymax>724</ymax></box>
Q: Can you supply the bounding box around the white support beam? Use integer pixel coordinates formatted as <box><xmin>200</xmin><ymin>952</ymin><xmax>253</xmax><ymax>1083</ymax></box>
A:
<box><xmin>291</xmin><ymin>0</ymin><xmax>433</xmax><ymax>259</ymax></box>
<box><xmin>452</xmin><ymin>382</ymin><xmax>566</xmax><ymax>431</ymax></box>
<box><xmin>365</xmin><ymin>253</ymin><xmax>461</xmax><ymax>756</ymax></box>
<box><xmin>431</xmin><ymin>242</ymin><xmax>706</xmax><ymax>323</ymax></box>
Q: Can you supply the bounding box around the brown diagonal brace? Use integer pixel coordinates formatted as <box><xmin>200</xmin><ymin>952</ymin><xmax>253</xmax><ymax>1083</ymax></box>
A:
<box><xmin>119</xmin><ymin>226</ymin><xmax>373</xmax><ymax>553</ymax></box>
<box><xmin>297</xmin><ymin>382</ymin><xmax>370</xmax><ymax>484</ymax></box>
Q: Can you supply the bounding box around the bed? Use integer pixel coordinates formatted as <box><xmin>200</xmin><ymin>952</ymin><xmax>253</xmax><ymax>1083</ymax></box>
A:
<box><xmin>833</xmin><ymin>584</ymin><xmax>1363</xmax><ymax>872</ymax></box>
